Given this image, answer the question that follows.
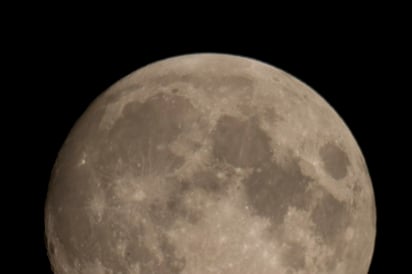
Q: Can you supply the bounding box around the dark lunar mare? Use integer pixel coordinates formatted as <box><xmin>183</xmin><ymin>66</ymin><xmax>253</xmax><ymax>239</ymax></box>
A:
<box><xmin>46</xmin><ymin>93</ymin><xmax>204</xmax><ymax>273</ymax></box>
<box><xmin>211</xmin><ymin>114</ymin><xmax>352</xmax><ymax>272</ymax></box>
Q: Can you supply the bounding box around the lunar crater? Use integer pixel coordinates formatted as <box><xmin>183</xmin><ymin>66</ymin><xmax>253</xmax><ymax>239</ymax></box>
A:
<box><xmin>319</xmin><ymin>142</ymin><xmax>350</xmax><ymax>180</ymax></box>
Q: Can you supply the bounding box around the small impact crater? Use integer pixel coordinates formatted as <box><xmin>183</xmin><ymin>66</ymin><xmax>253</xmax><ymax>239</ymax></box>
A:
<box><xmin>319</xmin><ymin>143</ymin><xmax>350</xmax><ymax>180</ymax></box>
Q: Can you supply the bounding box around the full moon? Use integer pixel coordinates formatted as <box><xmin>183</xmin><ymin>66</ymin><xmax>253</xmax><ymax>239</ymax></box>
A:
<box><xmin>45</xmin><ymin>53</ymin><xmax>376</xmax><ymax>274</ymax></box>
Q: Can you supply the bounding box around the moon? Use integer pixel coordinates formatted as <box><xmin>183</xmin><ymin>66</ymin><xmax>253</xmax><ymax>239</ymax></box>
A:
<box><xmin>45</xmin><ymin>53</ymin><xmax>376</xmax><ymax>274</ymax></box>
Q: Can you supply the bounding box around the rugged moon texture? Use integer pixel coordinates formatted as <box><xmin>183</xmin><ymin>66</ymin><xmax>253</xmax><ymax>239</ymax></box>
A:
<box><xmin>45</xmin><ymin>54</ymin><xmax>376</xmax><ymax>274</ymax></box>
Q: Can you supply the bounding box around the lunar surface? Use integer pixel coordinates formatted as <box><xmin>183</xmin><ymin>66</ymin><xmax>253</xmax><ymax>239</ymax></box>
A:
<box><xmin>45</xmin><ymin>53</ymin><xmax>376</xmax><ymax>274</ymax></box>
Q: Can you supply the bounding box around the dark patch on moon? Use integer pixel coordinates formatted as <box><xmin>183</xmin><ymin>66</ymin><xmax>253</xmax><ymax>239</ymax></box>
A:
<box><xmin>190</xmin><ymin>169</ymin><xmax>227</xmax><ymax>194</ymax></box>
<box><xmin>148</xmin><ymin>199</ymin><xmax>177</xmax><ymax>227</ymax></box>
<box><xmin>282</xmin><ymin>241</ymin><xmax>306</xmax><ymax>270</ymax></box>
<box><xmin>162</xmin><ymin>170</ymin><xmax>228</xmax><ymax>226</ymax></box>
<box><xmin>147</xmin><ymin>195</ymin><xmax>196</xmax><ymax>228</ymax></box>
<box><xmin>147</xmin><ymin>184</ymin><xmax>202</xmax><ymax>227</ymax></box>
<box><xmin>319</xmin><ymin>143</ymin><xmax>350</xmax><ymax>180</ymax></box>
<box><xmin>158</xmin><ymin>234</ymin><xmax>187</xmax><ymax>273</ymax></box>
<box><xmin>212</xmin><ymin>115</ymin><xmax>273</xmax><ymax>168</ymax></box>
<box><xmin>311</xmin><ymin>191</ymin><xmax>349</xmax><ymax>244</ymax></box>
<box><xmin>165</xmin><ymin>195</ymin><xmax>202</xmax><ymax>225</ymax></box>
<box><xmin>147</xmin><ymin>171</ymin><xmax>222</xmax><ymax>228</ymax></box>
<box><xmin>325</xmin><ymin>237</ymin><xmax>346</xmax><ymax>272</ymax></box>
<box><xmin>96</xmin><ymin>92</ymin><xmax>201</xmax><ymax>178</ymax></box>
<box><xmin>243</xmin><ymin>159</ymin><xmax>311</xmax><ymax>226</ymax></box>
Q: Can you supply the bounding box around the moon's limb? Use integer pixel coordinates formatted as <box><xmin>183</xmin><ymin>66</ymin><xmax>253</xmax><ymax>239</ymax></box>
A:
<box><xmin>45</xmin><ymin>53</ymin><xmax>376</xmax><ymax>274</ymax></box>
